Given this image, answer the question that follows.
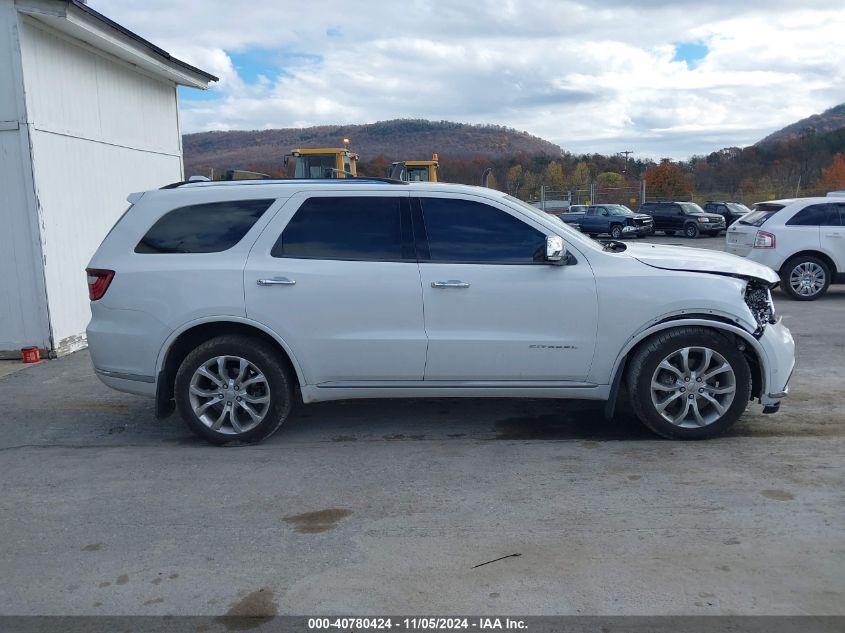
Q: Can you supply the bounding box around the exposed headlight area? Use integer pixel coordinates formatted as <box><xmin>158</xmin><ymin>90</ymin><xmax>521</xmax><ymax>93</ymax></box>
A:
<box><xmin>745</xmin><ymin>282</ymin><xmax>777</xmax><ymax>332</ymax></box>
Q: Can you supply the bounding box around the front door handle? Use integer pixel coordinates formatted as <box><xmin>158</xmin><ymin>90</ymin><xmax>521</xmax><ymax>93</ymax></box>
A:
<box><xmin>824</xmin><ymin>233</ymin><xmax>842</xmax><ymax>238</ymax></box>
<box><xmin>431</xmin><ymin>280</ymin><xmax>470</xmax><ymax>289</ymax></box>
<box><xmin>257</xmin><ymin>277</ymin><xmax>296</xmax><ymax>286</ymax></box>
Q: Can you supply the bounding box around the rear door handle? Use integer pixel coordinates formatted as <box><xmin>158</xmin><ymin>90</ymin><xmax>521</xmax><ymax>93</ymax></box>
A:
<box><xmin>257</xmin><ymin>277</ymin><xmax>296</xmax><ymax>286</ymax></box>
<box><xmin>824</xmin><ymin>233</ymin><xmax>842</xmax><ymax>238</ymax></box>
<box><xmin>431</xmin><ymin>280</ymin><xmax>470</xmax><ymax>289</ymax></box>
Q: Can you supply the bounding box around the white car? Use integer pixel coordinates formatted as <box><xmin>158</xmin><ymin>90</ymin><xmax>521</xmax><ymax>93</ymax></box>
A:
<box><xmin>86</xmin><ymin>179</ymin><xmax>795</xmax><ymax>445</ymax></box>
<box><xmin>726</xmin><ymin>194</ymin><xmax>845</xmax><ymax>300</ymax></box>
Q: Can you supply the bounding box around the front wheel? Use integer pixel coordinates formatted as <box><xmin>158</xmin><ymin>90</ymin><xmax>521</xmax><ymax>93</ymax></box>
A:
<box><xmin>175</xmin><ymin>335</ymin><xmax>293</xmax><ymax>445</ymax></box>
<box><xmin>626</xmin><ymin>327</ymin><xmax>751</xmax><ymax>440</ymax></box>
<box><xmin>610</xmin><ymin>224</ymin><xmax>624</xmax><ymax>239</ymax></box>
<box><xmin>684</xmin><ymin>223</ymin><xmax>700</xmax><ymax>238</ymax></box>
<box><xmin>780</xmin><ymin>256</ymin><xmax>830</xmax><ymax>300</ymax></box>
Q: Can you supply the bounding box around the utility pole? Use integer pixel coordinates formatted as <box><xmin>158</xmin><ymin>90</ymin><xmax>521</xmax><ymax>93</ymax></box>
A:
<box><xmin>619</xmin><ymin>150</ymin><xmax>633</xmax><ymax>174</ymax></box>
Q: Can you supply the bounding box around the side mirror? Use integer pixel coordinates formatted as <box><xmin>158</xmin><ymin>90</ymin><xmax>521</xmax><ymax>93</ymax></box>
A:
<box><xmin>545</xmin><ymin>235</ymin><xmax>566</xmax><ymax>264</ymax></box>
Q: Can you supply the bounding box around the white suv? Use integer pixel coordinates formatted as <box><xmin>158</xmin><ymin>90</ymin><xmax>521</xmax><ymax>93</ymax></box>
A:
<box><xmin>726</xmin><ymin>194</ymin><xmax>845</xmax><ymax>300</ymax></box>
<box><xmin>86</xmin><ymin>179</ymin><xmax>795</xmax><ymax>444</ymax></box>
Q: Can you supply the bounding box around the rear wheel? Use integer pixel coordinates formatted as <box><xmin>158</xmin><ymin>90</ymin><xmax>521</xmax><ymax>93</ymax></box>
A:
<box><xmin>175</xmin><ymin>335</ymin><xmax>293</xmax><ymax>445</ymax></box>
<box><xmin>780</xmin><ymin>256</ymin><xmax>830</xmax><ymax>301</ymax></box>
<box><xmin>684</xmin><ymin>223</ymin><xmax>699</xmax><ymax>238</ymax></box>
<box><xmin>627</xmin><ymin>327</ymin><xmax>751</xmax><ymax>440</ymax></box>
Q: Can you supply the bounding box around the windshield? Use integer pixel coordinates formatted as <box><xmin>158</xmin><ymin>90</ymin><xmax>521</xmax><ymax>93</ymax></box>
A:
<box><xmin>740</xmin><ymin>205</ymin><xmax>782</xmax><ymax>227</ymax></box>
<box><xmin>727</xmin><ymin>202</ymin><xmax>751</xmax><ymax>214</ymax></box>
<box><xmin>294</xmin><ymin>154</ymin><xmax>338</xmax><ymax>178</ymax></box>
<box><xmin>504</xmin><ymin>195</ymin><xmax>603</xmax><ymax>252</ymax></box>
<box><xmin>680</xmin><ymin>202</ymin><xmax>705</xmax><ymax>214</ymax></box>
<box><xmin>607</xmin><ymin>205</ymin><xmax>635</xmax><ymax>216</ymax></box>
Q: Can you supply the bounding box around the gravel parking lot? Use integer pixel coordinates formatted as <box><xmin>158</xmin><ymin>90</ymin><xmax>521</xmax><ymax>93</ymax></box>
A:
<box><xmin>0</xmin><ymin>234</ymin><xmax>843</xmax><ymax>617</ymax></box>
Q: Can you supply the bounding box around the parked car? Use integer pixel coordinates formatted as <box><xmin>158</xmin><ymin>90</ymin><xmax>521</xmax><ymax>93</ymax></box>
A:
<box><xmin>726</xmin><ymin>194</ymin><xmax>845</xmax><ymax>300</ymax></box>
<box><xmin>703</xmin><ymin>201</ymin><xmax>752</xmax><ymax>228</ymax></box>
<box><xmin>87</xmin><ymin>180</ymin><xmax>794</xmax><ymax>444</ymax></box>
<box><xmin>556</xmin><ymin>204</ymin><xmax>653</xmax><ymax>239</ymax></box>
<box><xmin>639</xmin><ymin>201</ymin><xmax>726</xmax><ymax>237</ymax></box>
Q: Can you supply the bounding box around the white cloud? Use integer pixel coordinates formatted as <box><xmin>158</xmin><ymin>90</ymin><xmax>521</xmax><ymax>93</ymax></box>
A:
<box><xmin>90</xmin><ymin>0</ymin><xmax>845</xmax><ymax>159</ymax></box>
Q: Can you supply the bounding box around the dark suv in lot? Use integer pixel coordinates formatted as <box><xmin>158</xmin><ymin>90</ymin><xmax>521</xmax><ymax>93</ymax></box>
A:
<box><xmin>703</xmin><ymin>201</ymin><xmax>752</xmax><ymax>227</ymax></box>
<box><xmin>639</xmin><ymin>201</ymin><xmax>726</xmax><ymax>238</ymax></box>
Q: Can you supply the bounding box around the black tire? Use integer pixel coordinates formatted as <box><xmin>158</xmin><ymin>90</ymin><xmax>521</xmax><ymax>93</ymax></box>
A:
<box><xmin>779</xmin><ymin>255</ymin><xmax>831</xmax><ymax>301</ymax></box>
<box><xmin>626</xmin><ymin>327</ymin><xmax>752</xmax><ymax>440</ymax></box>
<box><xmin>175</xmin><ymin>335</ymin><xmax>293</xmax><ymax>445</ymax></box>
<box><xmin>684</xmin><ymin>223</ymin><xmax>699</xmax><ymax>238</ymax></box>
<box><xmin>663</xmin><ymin>230</ymin><xmax>675</xmax><ymax>236</ymax></box>
<box><xmin>610</xmin><ymin>224</ymin><xmax>624</xmax><ymax>239</ymax></box>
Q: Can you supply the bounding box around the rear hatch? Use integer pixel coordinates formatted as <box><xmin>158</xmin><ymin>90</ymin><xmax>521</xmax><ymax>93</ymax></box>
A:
<box><xmin>726</xmin><ymin>203</ymin><xmax>784</xmax><ymax>255</ymax></box>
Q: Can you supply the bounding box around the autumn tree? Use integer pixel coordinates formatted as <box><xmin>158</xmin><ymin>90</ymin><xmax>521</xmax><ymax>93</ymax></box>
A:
<box><xmin>818</xmin><ymin>153</ymin><xmax>845</xmax><ymax>191</ymax></box>
<box><xmin>506</xmin><ymin>164</ymin><xmax>524</xmax><ymax>197</ymax></box>
<box><xmin>568</xmin><ymin>161</ymin><xmax>591</xmax><ymax>191</ymax></box>
<box><xmin>541</xmin><ymin>161</ymin><xmax>566</xmax><ymax>190</ymax></box>
<box><xmin>644</xmin><ymin>159</ymin><xmax>693</xmax><ymax>199</ymax></box>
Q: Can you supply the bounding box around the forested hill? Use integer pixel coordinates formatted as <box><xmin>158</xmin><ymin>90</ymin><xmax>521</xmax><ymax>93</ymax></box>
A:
<box><xmin>183</xmin><ymin>119</ymin><xmax>563</xmax><ymax>177</ymax></box>
<box><xmin>757</xmin><ymin>103</ymin><xmax>845</xmax><ymax>146</ymax></box>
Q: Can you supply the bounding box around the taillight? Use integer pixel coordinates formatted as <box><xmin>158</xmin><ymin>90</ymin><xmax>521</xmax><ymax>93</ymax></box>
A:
<box><xmin>86</xmin><ymin>268</ymin><xmax>114</xmax><ymax>301</ymax></box>
<box><xmin>753</xmin><ymin>231</ymin><xmax>775</xmax><ymax>249</ymax></box>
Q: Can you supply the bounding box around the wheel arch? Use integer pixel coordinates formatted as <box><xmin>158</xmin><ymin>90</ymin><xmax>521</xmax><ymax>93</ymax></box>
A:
<box><xmin>154</xmin><ymin>317</ymin><xmax>306</xmax><ymax>418</ymax></box>
<box><xmin>604</xmin><ymin>316</ymin><xmax>764</xmax><ymax>420</ymax></box>
<box><xmin>780</xmin><ymin>250</ymin><xmax>838</xmax><ymax>276</ymax></box>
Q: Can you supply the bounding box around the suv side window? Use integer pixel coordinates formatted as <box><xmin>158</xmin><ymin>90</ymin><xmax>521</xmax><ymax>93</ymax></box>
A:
<box><xmin>272</xmin><ymin>196</ymin><xmax>408</xmax><ymax>261</ymax></box>
<box><xmin>135</xmin><ymin>199</ymin><xmax>274</xmax><ymax>254</ymax></box>
<box><xmin>419</xmin><ymin>198</ymin><xmax>546</xmax><ymax>263</ymax></box>
<box><xmin>786</xmin><ymin>204</ymin><xmax>834</xmax><ymax>226</ymax></box>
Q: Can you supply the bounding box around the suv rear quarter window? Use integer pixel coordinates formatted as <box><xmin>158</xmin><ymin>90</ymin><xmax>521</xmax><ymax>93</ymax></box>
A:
<box><xmin>786</xmin><ymin>203</ymin><xmax>842</xmax><ymax>226</ymax></box>
<box><xmin>135</xmin><ymin>199</ymin><xmax>274</xmax><ymax>254</ymax></box>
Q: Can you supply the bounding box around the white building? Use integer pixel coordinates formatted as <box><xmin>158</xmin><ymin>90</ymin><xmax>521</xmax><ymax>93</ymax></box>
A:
<box><xmin>0</xmin><ymin>0</ymin><xmax>215</xmax><ymax>357</ymax></box>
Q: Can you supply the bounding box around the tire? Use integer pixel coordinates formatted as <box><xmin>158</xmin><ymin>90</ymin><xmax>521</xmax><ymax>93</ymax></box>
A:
<box><xmin>626</xmin><ymin>327</ymin><xmax>752</xmax><ymax>440</ymax></box>
<box><xmin>663</xmin><ymin>230</ymin><xmax>675</xmax><ymax>236</ymax></box>
<box><xmin>175</xmin><ymin>335</ymin><xmax>293</xmax><ymax>445</ymax></box>
<box><xmin>779</xmin><ymin>255</ymin><xmax>831</xmax><ymax>301</ymax></box>
<box><xmin>684</xmin><ymin>223</ymin><xmax>699</xmax><ymax>238</ymax></box>
<box><xmin>610</xmin><ymin>224</ymin><xmax>624</xmax><ymax>239</ymax></box>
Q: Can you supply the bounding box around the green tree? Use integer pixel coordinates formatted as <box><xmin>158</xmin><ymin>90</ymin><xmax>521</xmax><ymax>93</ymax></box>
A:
<box><xmin>596</xmin><ymin>171</ymin><xmax>624</xmax><ymax>188</ymax></box>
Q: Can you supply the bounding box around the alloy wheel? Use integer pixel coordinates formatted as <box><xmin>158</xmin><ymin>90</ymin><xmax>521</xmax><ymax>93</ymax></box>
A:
<box><xmin>789</xmin><ymin>262</ymin><xmax>826</xmax><ymax>298</ymax></box>
<box><xmin>188</xmin><ymin>356</ymin><xmax>271</xmax><ymax>435</ymax></box>
<box><xmin>650</xmin><ymin>346</ymin><xmax>737</xmax><ymax>428</ymax></box>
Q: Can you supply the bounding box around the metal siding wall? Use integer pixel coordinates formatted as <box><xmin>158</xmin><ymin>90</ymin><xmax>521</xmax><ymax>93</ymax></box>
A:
<box><xmin>20</xmin><ymin>18</ymin><xmax>181</xmax><ymax>155</ymax></box>
<box><xmin>0</xmin><ymin>131</ymin><xmax>51</xmax><ymax>352</ymax></box>
<box><xmin>0</xmin><ymin>1</ymin><xmax>51</xmax><ymax>354</ymax></box>
<box><xmin>18</xmin><ymin>17</ymin><xmax>184</xmax><ymax>352</ymax></box>
<box><xmin>30</xmin><ymin>131</ymin><xmax>181</xmax><ymax>351</ymax></box>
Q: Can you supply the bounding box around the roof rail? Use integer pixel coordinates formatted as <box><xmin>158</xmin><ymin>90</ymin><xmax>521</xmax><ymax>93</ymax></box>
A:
<box><xmin>159</xmin><ymin>176</ymin><xmax>409</xmax><ymax>189</ymax></box>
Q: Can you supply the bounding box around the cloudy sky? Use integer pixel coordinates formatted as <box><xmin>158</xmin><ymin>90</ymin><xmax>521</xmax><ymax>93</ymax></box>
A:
<box><xmin>90</xmin><ymin>0</ymin><xmax>845</xmax><ymax>159</ymax></box>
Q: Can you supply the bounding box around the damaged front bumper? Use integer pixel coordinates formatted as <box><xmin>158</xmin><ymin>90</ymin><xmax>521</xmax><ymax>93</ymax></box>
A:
<box><xmin>757</xmin><ymin>318</ymin><xmax>795</xmax><ymax>409</ymax></box>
